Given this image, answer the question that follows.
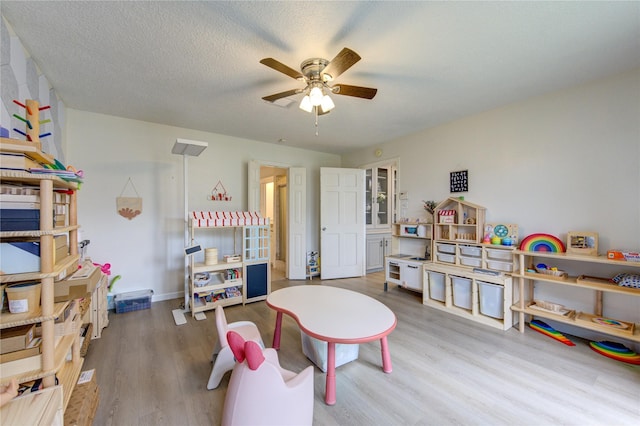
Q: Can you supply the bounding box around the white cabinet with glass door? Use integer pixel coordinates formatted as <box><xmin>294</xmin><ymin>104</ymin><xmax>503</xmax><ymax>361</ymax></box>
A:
<box><xmin>366</xmin><ymin>166</ymin><xmax>393</xmax><ymax>230</ymax></box>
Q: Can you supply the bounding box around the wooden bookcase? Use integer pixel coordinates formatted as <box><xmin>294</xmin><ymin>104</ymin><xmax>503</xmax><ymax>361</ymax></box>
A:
<box><xmin>512</xmin><ymin>250</ymin><xmax>640</xmax><ymax>342</ymax></box>
<box><xmin>0</xmin><ymin>169</ymin><xmax>83</xmax><ymax>414</ymax></box>
<box><xmin>188</xmin><ymin>217</ymin><xmax>270</xmax><ymax>317</ymax></box>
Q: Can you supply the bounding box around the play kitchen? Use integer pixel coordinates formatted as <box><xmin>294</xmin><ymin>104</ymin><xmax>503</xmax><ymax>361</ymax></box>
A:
<box><xmin>384</xmin><ymin>254</ymin><xmax>428</xmax><ymax>292</ymax></box>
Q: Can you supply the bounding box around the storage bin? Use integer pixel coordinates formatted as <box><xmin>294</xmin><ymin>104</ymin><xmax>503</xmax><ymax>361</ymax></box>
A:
<box><xmin>300</xmin><ymin>332</ymin><xmax>359</xmax><ymax>373</ymax></box>
<box><xmin>6</xmin><ymin>282</ymin><xmax>41</xmax><ymax>314</ymax></box>
<box><xmin>436</xmin><ymin>243</ymin><xmax>456</xmax><ymax>254</ymax></box>
<box><xmin>427</xmin><ymin>271</ymin><xmax>445</xmax><ymax>302</ymax></box>
<box><xmin>459</xmin><ymin>255</ymin><xmax>482</xmax><ymax>268</ymax></box>
<box><xmin>115</xmin><ymin>289</ymin><xmax>153</xmax><ymax>313</ymax></box>
<box><xmin>451</xmin><ymin>276</ymin><xmax>472</xmax><ymax>309</ymax></box>
<box><xmin>486</xmin><ymin>259</ymin><xmax>513</xmax><ymax>272</ymax></box>
<box><xmin>478</xmin><ymin>281</ymin><xmax>504</xmax><ymax>319</ymax></box>
<box><xmin>437</xmin><ymin>253</ymin><xmax>455</xmax><ymax>264</ymax></box>
<box><xmin>485</xmin><ymin>248</ymin><xmax>513</xmax><ymax>261</ymax></box>
<box><xmin>459</xmin><ymin>245</ymin><xmax>481</xmax><ymax>257</ymax></box>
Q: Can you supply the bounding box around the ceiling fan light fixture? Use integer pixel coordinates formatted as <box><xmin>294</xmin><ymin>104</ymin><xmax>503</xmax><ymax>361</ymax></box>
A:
<box><xmin>299</xmin><ymin>95</ymin><xmax>313</xmax><ymax>112</ymax></box>
<box><xmin>309</xmin><ymin>86</ymin><xmax>324</xmax><ymax>106</ymax></box>
<box><xmin>321</xmin><ymin>94</ymin><xmax>335</xmax><ymax>112</ymax></box>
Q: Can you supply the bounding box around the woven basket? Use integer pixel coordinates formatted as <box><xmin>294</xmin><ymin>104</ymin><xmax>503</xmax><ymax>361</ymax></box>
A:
<box><xmin>535</xmin><ymin>267</ymin><xmax>568</xmax><ymax>279</ymax></box>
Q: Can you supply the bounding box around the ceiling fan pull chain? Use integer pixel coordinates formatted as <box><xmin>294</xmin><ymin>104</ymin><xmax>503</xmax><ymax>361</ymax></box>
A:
<box><xmin>315</xmin><ymin>107</ymin><xmax>319</xmax><ymax>136</ymax></box>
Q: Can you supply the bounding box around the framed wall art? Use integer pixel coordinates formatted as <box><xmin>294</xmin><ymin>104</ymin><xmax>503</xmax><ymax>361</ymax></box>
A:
<box><xmin>450</xmin><ymin>170</ymin><xmax>468</xmax><ymax>193</ymax></box>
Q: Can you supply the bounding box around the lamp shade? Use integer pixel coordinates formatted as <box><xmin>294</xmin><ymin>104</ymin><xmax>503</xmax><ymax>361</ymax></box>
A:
<box><xmin>299</xmin><ymin>95</ymin><xmax>313</xmax><ymax>112</ymax></box>
<box><xmin>309</xmin><ymin>86</ymin><xmax>323</xmax><ymax>106</ymax></box>
<box><xmin>320</xmin><ymin>95</ymin><xmax>335</xmax><ymax>112</ymax></box>
<box><xmin>172</xmin><ymin>138</ymin><xmax>208</xmax><ymax>156</ymax></box>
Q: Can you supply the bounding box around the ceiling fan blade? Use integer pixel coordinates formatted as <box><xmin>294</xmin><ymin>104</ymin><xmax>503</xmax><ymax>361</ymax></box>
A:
<box><xmin>322</xmin><ymin>48</ymin><xmax>361</xmax><ymax>80</ymax></box>
<box><xmin>262</xmin><ymin>89</ymin><xmax>302</xmax><ymax>103</ymax></box>
<box><xmin>260</xmin><ymin>58</ymin><xmax>304</xmax><ymax>80</ymax></box>
<box><xmin>332</xmin><ymin>84</ymin><xmax>377</xmax><ymax>99</ymax></box>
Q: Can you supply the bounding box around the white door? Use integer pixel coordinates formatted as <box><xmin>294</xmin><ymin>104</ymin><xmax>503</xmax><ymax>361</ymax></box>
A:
<box><xmin>320</xmin><ymin>167</ymin><xmax>365</xmax><ymax>279</ymax></box>
<box><xmin>288</xmin><ymin>167</ymin><xmax>306</xmax><ymax>279</ymax></box>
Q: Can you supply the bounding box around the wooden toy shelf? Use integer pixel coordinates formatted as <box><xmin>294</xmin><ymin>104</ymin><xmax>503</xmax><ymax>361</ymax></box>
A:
<box><xmin>512</xmin><ymin>249</ymin><xmax>640</xmax><ymax>342</ymax></box>
<box><xmin>188</xmin><ymin>213</ymin><xmax>270</xmax><ymax>317</ymax></box>
<box><xmin>0</xmin><ymin>168</ymin><xmax>84</xmax><ymax>416</ymax></box>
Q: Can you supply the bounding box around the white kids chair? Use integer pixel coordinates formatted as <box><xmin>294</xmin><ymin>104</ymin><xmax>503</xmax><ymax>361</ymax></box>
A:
<box><xmin>207</xmin><ymin>305</ymin><xmax>264</xmax><ymax>390</ymax></box>
<box><xmin>221</xmin><ymin>331</ymin><xmax>314</xmax><ymax>426</ymax></box>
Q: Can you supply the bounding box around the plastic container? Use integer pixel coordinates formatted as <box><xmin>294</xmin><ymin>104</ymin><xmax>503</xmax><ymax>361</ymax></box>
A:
<box><xmin>485</xmin><ymin>248</ymin><xmax>513</xmax><ymax>261</ymax></box>
<box><xmin>460</xmin><ymin>255</ymin><xmax>482</xmax><ymax>268</ymax></box>
<box><xmin>486</xmin><ymin>259</ymin><xmax>513</xmax><ymax>272</ymax></box>
<box><xmin>6</xmin><ymin>282</ymin><xmax>41</xmax><ymax>314</ymax></box>
<box><xmin>451</xmin><ymin>276</ymin><xmax>472</xmax><ymax>309</ymax></box>
<box><xmin>478</xmin><ymin>281</ymin><xmax>504</xmax><ymax>319</ymax></box>
<box><xmin>300</xmin><ymin>332</ymin><xmax>359</xmax><ymax>373</ymax></box>
<box><xmin>115</xmin><ymin>289</ymin><xmax>153</xmax><ymax>313</ymax></box>
<box><xmin>427</xmin><ymin>271</ymin><xmax>445</xmax><ymax>302</ymax></box>
<box><xmin>436</xmin><ymin>243</ymin><xmax>456</xmax><ymax>254</ymax></box>
<box><xmin>459</xmin><ymin>245</ymin><xmax>481</xmax><ymax>257</ymax></box>
<box><xmin>437</xmin><ymin>253</ymin><xmax>455</xmax><ymax>264</ymax></box>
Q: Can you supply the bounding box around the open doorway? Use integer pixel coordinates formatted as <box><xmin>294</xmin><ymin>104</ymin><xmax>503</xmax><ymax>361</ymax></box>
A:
<box><xmin>260</xmin><ymin>166</ymin><xmax>287</xmax><ymax>280</ymax></box>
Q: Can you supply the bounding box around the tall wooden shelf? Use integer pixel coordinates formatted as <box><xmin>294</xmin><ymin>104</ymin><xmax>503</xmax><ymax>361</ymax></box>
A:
<box><xmin>512</xmin><ymin>250</ymin><xmax>640</xmax><ymax>342</ymax></box>
<box><xmin>0</xmin><ymin>170</ymin><xmax>83</xmax><ymax>415</ymax></box>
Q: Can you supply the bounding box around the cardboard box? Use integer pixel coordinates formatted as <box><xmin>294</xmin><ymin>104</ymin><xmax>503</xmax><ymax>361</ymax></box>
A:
<box><xmin>54</xmin><ymin>265</ymin><xmax>101</xmax><ymax>302</ymax></box>
<box><xmin>607</xmin><ymin>250</ymin><xmax>640</xmax><ymax>262</ymax></box>
<box><xmin>0</xmin><ymin>323</ymin><xmax>35</xmax><ymax>354</ymax></box>
<box><xmin>0</xmin><ymin>337</ymin><xmax>42</xmax><ymax>363</ymax></box>
<box><xmin>65</xmin><ymin>369</ymin><xmax>99</xmax><ymax>426</ymax></box>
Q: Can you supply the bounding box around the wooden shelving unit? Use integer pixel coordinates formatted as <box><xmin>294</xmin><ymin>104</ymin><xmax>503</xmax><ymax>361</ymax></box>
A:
<box><xmin>512</xmin><ymin>250</ymin><xmax>640</xmax><ymax>342</ymax></box>
<box><xmin>0</xmin><ymin>168</ymin><xmax>84</xmax><ymax>418</ymax></box>
<box><xmin>188</xmin><ymin>215</ymin><xmax>270</xmax><ymax>317</ymax></box>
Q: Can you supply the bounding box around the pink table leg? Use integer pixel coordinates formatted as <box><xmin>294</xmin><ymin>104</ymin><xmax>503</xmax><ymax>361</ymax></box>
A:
<box><xmin>380</xmin><ymin>336</ymin><xmax>392</xmax><ymax>373</ymax></box>
<box><xmin>325</xmin><ymin>342</ymin><xmax>337</xmax><ymax>405</ymax></box>
<box><xmin>272</xmin><ymin>312</ymin><xmax>283</xmax><ymax>350</ymax></box>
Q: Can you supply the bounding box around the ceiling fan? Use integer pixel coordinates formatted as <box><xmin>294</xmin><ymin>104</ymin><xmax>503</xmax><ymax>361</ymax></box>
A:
<box><xmin>260</xmin><ymin>47</ymin><xmax>377</xmax><ymax>115</ymax></box>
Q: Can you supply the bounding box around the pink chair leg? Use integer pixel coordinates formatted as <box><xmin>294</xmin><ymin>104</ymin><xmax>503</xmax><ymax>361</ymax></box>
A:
<box><xmin>272</xmin><ymin>312</ymin><xmax>283</xmax><ymax>350</ymax></box>
<box><xmin>380</xmin><ymin>336</ymin><xmax>392</xmax><ymax>373</ymax></box>
<box><xmin>325</xmin><ymin>342</ymin><xmax>337</xmax><ymax>405</ymax></box>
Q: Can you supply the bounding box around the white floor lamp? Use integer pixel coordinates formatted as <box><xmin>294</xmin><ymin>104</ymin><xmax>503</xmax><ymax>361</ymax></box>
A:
<box><xmin>171</xmin><ymin>138</ymin><xmax>208</xmax><ymax>325</ymax></box>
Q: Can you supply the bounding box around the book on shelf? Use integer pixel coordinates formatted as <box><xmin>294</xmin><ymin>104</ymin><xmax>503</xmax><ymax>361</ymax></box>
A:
<box><xmin>0</xmin><ymin>152</ymin><xmax>42</xmax><ymax>171</ymax></box>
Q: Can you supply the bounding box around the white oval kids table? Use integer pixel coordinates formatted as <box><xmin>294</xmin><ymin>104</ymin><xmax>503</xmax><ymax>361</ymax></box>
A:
<box><xmin>266</xmin><ymin>285</ymin><xmax>397</xmax><ymax>405</ymax></box>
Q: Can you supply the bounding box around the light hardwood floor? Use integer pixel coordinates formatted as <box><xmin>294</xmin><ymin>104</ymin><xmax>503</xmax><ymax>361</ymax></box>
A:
<box><xmin>83</xmin><ymin>272</ymin><xmax>640</xmax><ymax>425</ymax></box>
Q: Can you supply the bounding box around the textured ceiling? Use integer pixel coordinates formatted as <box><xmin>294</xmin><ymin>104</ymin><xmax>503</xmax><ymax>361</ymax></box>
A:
<box><xmin>2</xmin><ymin>1</ymin><xmax>639</xmax><ymax>155</ymax></box>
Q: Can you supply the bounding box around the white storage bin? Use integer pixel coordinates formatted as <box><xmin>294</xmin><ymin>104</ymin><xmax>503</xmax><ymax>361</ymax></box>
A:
<box><xmin>427</xmin><ymin>271</ymin><xmax>445</xmax><ymax>302</ymax></box>
<box><xmin>459</xmin><ymin>245</ymin><xmax>481</xmax><ymax>257</ymax></box>
<box><xmin>301</xmin><ymin>332</ymin><xmax>359</xmax><ymax>373</ymax></box>
<box><xmin>436</xmin><ymin>243</ymin><xmax>456</xmax><ymax>254</ymax></box>
<box><xmin>460</xmin><ymin>255</ymin><xmax>482</xmax><ymax>268</ymax></box>
<box><xmin>437</xmin><ymin>253</ymin><xmax>455</xmax><ymax>264</ymax></box>
<box><xmin>485</xmin><ymin>248</ymin><xmax>513</xmax><ymax>261</ymax></box>
<box><xmin>478</xmin><ymin>281</ymin><xmax>504</xmax><ymax>319</ymax></box>
<box><xmin>451</xmin><ymin>276</ymin><xmax>472</xmax><ymax>309</ymax></box>
<box><xmin>486</xmin><ymin>259</ymin><xmax>513</xmax><ymax>272</ymax></box>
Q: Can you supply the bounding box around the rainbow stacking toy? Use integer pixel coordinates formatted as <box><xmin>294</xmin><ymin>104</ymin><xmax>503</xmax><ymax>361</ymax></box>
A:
<box><xmin>589</xmin><ymin>341</ymin><xmax>640</xmax><ymax>365</ymax></box>
<box><xmin>529</xmin><ymin>320</ymin><xmax>575</xmax><ymax>346</ymax></box>
<box><xmin>519</xmin><ymin>233</ymin><xmax>566</xmax><ymax>252</ymax></box>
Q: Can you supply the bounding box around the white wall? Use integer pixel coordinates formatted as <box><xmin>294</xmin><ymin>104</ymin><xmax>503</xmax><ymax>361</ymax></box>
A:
<box><xmin>66</xmin><ymin>110</ymin><xmax>339</xmax><ymax>301</ymax></box>
<box><xmin>343</xmin><ymin>68</ymin><xmax>640</xmax><ymax>343</ymax></box>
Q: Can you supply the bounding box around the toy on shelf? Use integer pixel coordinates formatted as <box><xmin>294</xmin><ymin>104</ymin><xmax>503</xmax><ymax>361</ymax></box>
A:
<box><xmin>532</xmin><ymin>263</ymin><xmax>568</xmax><ymax>280</ymax></box>
<box><xmin>519</xmin><ymin>233</ymin><xmax>565</xmax><ymax>252</ymax></box>
<box><xmin>209</xmin><ymin>180</ymin><xmax>232</xmax><ymax>201</ymax></box>
<box><xmin>528</xmin><ymin>319</ymin><xmax>575</xmax><ymax>346</ymax></box>
<box><xmin>589</xmin><ymin>341</ymin><xmax>640</xmax><ymax>365</ymax></box>
<box><xmin>484</xmin><ymin>223</ymin><xmax>518</xmax><ymax>246</ymax></box>
<box><xmin>566</xmin><ymin>231</ymin><xmax>598</xmax><ymax>256</ymax></box>
<box><xmin>12</xmin><ymin>99</ymin><xmax>51</xmax><ymax>146</ymax></box>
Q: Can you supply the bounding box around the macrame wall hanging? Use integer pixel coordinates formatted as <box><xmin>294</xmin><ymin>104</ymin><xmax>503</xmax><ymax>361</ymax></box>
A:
<box><xmin>116</xmin><ymin>177</ymin><xmax>142</xmax><ymax>220</ymax></box>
